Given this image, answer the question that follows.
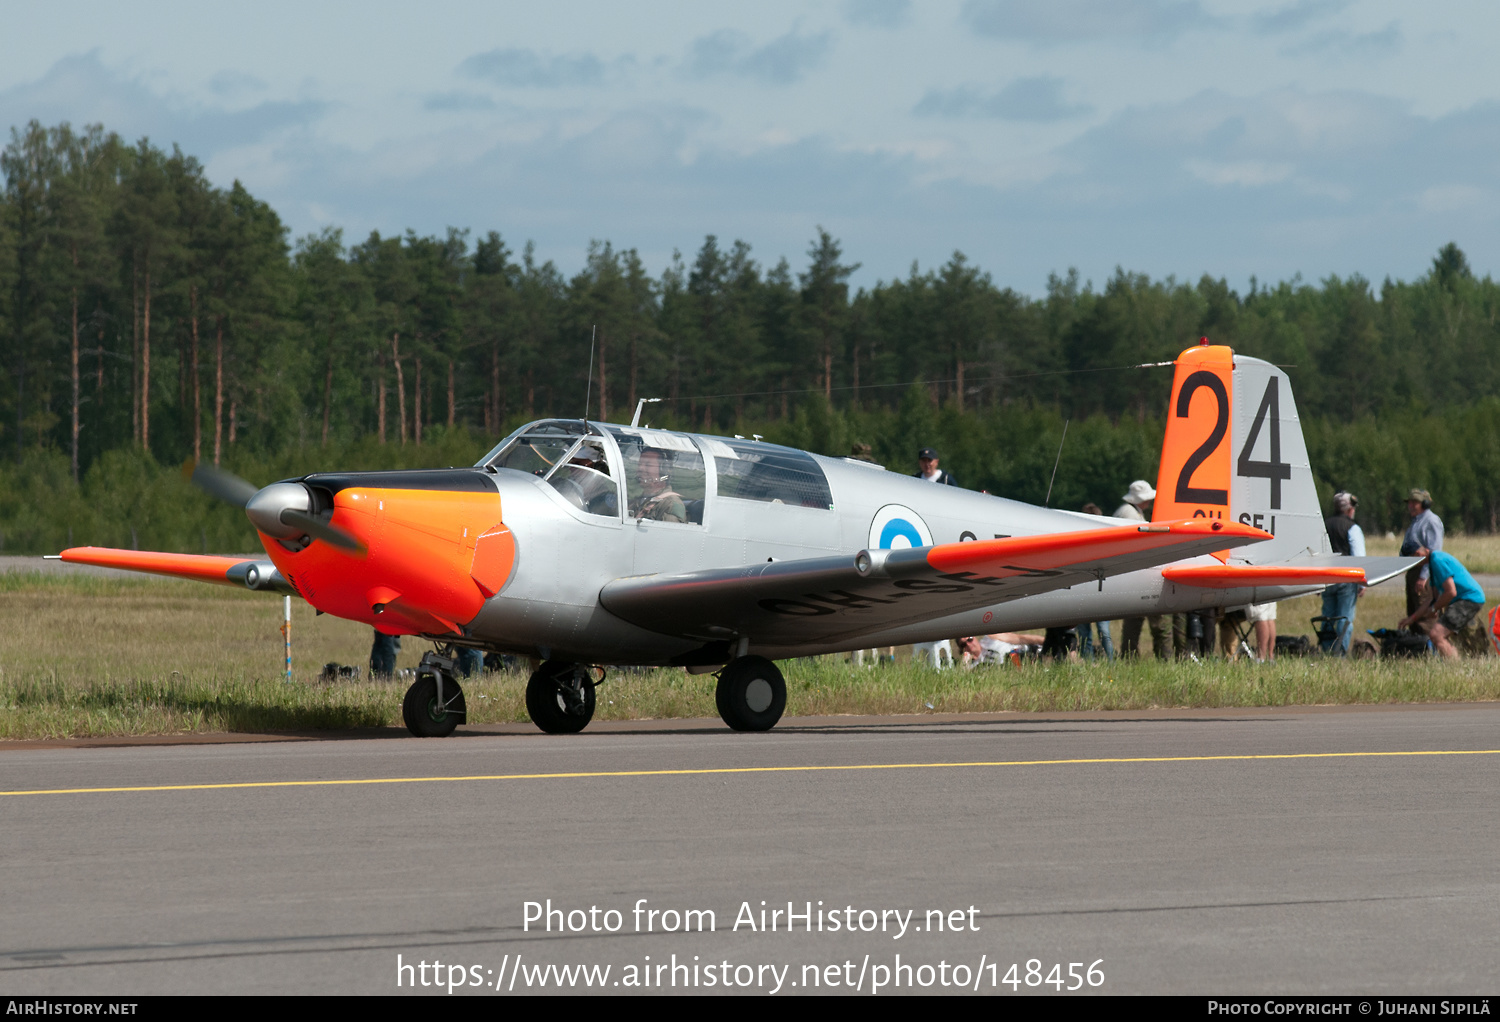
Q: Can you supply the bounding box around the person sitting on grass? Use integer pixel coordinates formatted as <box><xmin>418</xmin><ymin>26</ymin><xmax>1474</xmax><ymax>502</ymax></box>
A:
<box><xmin>1398</xmin><ymin>546</ymin><xmax>1486</xmax><ymax>659</ymax></box>
<box><xmin>957</xmin><ymin>632</ymin><xmax>1046</xmax><ymax>666</ymax></box>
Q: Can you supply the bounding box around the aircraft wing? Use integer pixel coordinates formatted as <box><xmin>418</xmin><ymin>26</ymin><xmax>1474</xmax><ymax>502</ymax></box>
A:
<box><xmin>600</xmin><ymin>519</ymin><xmax>1270</xmax><ymax>648</ymax></box>
<box><xmin>57</xmin><ymin>547</ymin><xmax>295</xmax><ymax>593</ymax></box>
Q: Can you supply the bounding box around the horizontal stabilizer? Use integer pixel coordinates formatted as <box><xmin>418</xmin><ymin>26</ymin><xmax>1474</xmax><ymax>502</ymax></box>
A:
<box><xmin>601</xmin><ymin>518</ymin><xmax>1270</xmax><ymax>651</ymax></box>
<box><xmin>1163</xmin><ymin>564</ymin><xmax>1365</xmax><ymax>588</ymax></box>
<box><xmin>1338</xmin><ymin>555</ymin><xmax>1423</xmax><ymax>588</ymax></box>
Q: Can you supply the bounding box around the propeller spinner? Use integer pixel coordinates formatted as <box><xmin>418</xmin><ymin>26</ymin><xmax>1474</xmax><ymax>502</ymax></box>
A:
<box><xmin>184</xmin><ymin>461</ymin><xmax>367</xmax><ymax>556</ymax></box>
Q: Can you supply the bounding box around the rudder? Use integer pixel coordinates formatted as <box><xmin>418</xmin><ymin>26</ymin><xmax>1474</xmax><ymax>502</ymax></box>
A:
<box><xmin>1152</xmin><ymin>340</ymin><xmax>1328</xmax><ymax>563</ymax></box>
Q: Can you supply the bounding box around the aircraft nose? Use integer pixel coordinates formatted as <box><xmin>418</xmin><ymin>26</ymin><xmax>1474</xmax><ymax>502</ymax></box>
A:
<box><xmin>245</xmin><ymin>482</ymin><xmax>312</xmax><ymax>540</ymax></box>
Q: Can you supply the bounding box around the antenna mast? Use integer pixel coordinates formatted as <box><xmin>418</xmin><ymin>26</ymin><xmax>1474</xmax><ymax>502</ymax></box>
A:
<box><xmin>583</xmin><ymin>325</ymin><xmax>596</xmax><ymax>423</ymax></box>
<box><xmin>1044</xmin><ymin>419</ymin><xmax>1070</xmax><ymax>507</ymax></box>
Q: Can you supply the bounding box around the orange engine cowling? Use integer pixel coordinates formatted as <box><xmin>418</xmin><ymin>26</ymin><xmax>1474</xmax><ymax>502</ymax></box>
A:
<box><xmin>258</xmin><ymin>486</ymin><xmax>515</xmax><ymax>636</ymax></box>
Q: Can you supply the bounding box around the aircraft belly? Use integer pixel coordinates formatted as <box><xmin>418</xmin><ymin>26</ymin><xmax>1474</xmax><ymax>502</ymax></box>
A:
<box><xmin>466</xmin><ymin>596</ymin><xmax>691</xmax><ymax>663</ymax></box>
<box><xmin>789</xmin><ymin>576</ymin><xmax>1328</xmax><ymax>657</ymax></box>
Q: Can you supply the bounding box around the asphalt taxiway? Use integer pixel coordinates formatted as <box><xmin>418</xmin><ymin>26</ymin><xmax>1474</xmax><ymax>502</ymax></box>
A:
<box><xmin>2</xmin><ymin>703</ymin><xmax>1498</xmax><ymax>995</ymax></box>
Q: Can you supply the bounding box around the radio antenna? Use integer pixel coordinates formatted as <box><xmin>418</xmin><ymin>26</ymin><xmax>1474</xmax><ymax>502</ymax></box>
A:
<box><xmin>583</xmin><ymin>325</ymin><xmax>596</xmax><ymax>423</ymax></box>
<box><xmin>1044</xmin><ymin>418</ymin><xmax>1070</xmax><ymax>507</ymax></box>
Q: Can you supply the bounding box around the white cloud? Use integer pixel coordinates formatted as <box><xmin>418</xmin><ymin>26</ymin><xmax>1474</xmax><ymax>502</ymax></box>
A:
<box><xmin>458</xmin><ymin>48</ymin><xmax>609</xmax><ymax>89</ymax></box>
<box><xmin>1184</xmin><ymin>159</ymin><xmax>1294</xmax><ymax>187</ymax></box>
<box><xmin>1250</xmin><ymin>0</ymin><xmax>1350</xmax><ymax>36</ymax></box>
<box><xmin>915</xmin><ymin>77</ymin><xmax>1091</xmax><ymax>122</ymax></box>
<box><xmin>1418</xmin><ymin>184</ymin><xmax>1488</xmax><ymax>214</ymax></box>
<box><xmin>1282</xmin><ymin>21</ymin><xmax>1401</xmax><ymax>58</ymax></box>
<box><xmin>960</xmin><ymin>0</ymin><xmax>1221</xmax><ymax>43</ymax></box>
<box><xmin>842</xmin><ymin>0</ymin><xmax>910</xmax><ymax>29</ymax></box>
<box><xmin>684</xmin><ymin>28</ymin><xmax>831</xmax><ymax>85</ymax></box>
<box><xmin>0</xmin><ymin>51</ymin><xmax>324</xmax><ymax>152</ymax></box>
<box><xmin>424</xmin><ymin>91</ymin><xmax>497</xmax><ymax>112</ymax></box>
<box><xmin>208</xmin><ymin>69</ymin><xmax>267</xmax><ymax>98</ymax></box>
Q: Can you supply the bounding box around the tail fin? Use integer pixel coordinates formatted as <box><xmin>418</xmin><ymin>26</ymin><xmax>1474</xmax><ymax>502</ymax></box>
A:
<box><xmin>1152</xmin><ymin>341</ymin><xmax>1328</xmax><ymax>563</ymax></box>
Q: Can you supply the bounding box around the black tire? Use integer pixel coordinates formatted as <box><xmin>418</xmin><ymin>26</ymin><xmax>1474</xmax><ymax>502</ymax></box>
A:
<box><xmin>402</xmin><ymin>673</ymin><xmax>466</xmax><ymax>737</ymax></box>
<box><xmin>715</xmin><ymin>656</ymin><xmax>786</xmax><ymax>732</ymax></box>
<box><xmin>526</xmin><ymin>661</ymin><xmax>596</xmax><ymax>734</ymax></box>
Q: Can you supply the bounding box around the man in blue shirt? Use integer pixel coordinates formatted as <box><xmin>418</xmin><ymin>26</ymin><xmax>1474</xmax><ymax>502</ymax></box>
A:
<box><xmin>1399</xmin><ymin>546</ymin><xmax>1485</xmax><ymax>659</ymax></box>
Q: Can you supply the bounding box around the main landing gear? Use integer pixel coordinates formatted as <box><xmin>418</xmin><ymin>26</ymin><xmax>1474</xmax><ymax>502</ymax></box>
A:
<box><xmin>526</xmin><ymin>661</ymin><xmax>599</xmax><ymax>734</ymax></box>
<box><xmin>715</xmin><ymin>656</ymin><xmax>786</xmax><ymax>732</ymax></box>
<box><xmin>402</xmin><ymin>649</ymin><xmax>468</xmax><ymax>737</ymax></box>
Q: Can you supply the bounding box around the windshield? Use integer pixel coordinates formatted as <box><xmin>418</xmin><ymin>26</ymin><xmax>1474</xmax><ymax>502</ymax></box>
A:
<box><xmin>484</xmin><ymin>423</ymin><xmax>619</xmax><ymax>518</ymax></box>
<box><xmin>544</xmin><ymin>437</ymin><xmax>618</xmax><ymax>517</ymax></box>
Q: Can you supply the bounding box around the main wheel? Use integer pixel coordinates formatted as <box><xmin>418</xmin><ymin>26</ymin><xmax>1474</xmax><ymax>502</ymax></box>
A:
<box><xmin>526</xmin><ymin>661</ymin><xmax>596</xmax><ymax>734</ymax></box>
<box><xmin>715</xmin><ymin>656</ymin><xmax>786</xmax><ymax>732</ymax></box>
<box><xmin>402</xmin><ymin>672</ymin><xmax>466</xmax><ymax>737</ymax></box>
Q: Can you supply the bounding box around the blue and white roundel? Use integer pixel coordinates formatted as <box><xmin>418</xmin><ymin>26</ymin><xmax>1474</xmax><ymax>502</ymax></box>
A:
<box><xmin>868</xmin><ymin>504</ymin><xmax>934</xmax><ymax>550</ymax></box>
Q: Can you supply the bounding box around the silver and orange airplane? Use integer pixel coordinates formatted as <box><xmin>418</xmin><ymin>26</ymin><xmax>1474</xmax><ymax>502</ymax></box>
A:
<box><xmin>57</xmin><ymin>343</ymin><xmax>1411</xmax><ymax>736</ymax></box>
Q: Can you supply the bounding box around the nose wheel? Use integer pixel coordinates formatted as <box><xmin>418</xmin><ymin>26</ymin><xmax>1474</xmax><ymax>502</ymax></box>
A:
<box><xmin>402</xmin><ymin>651</ymin><xmax>468</xmax><ymax>737</ymax></box>
<box><xmin>526</xmin><ymin>661</ymin><xmax>598</xmax><ymax>734</ymax></box>
<box><xmin>715</xmin><ymin>655</ymin><xmax>786</xmax><ymax>731</ymax></box>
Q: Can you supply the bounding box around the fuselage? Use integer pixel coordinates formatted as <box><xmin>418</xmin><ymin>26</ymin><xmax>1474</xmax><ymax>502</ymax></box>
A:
<box><xmin>254</xmin><ymin>418</ymin><xmax>1329</xmax><ymax>665</ymax></box>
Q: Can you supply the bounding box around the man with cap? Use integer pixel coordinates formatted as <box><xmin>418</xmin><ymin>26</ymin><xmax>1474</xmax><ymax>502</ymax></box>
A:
<box><xmin>1319</xmin><ymin>491</ymin><xmax>1365</xmax><ymax>655</ymax></box>
<box><xmin>1114</xmin><ymin>480</ymin><xmax>1170</xmax><ymax>658</ymax></box>
<box><xmin>1400</xmin><ymin>489</ymin><xmax>1444</xmax><ymax>618</ymax></box>
<box><xmin>915</xmin><ymin>448</ymin><xmax>957</xmax><ymax>486</ymax></box>
<box><xmin>1399</xmin><ymin>545</ymin><xmax>1484</xmax><ymax>659</ymax></box>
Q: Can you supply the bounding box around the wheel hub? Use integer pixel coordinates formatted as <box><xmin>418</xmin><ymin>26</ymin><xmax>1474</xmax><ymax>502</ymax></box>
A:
<box><xmin>745</xmin><ymin>678</ymin><xmax>773</xmax><ymax>713</ymax></box>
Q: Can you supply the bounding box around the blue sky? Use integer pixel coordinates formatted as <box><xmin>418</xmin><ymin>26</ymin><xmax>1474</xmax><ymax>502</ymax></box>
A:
<box><xmin>3</xmin><ymin>0</ymin><xmax>1497</xmax><ymax>294</ymax></box>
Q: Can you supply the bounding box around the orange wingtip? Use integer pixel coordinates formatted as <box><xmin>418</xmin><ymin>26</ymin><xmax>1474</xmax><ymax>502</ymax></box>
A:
<box><xmin>925</xmin><ymin>519</ymin><xmax>1270</xmax><ymax>575</ymax></box>
<box><xmin>1162</xmin><ymin>565</ymin><xmax>1366</xmax><ymax>588</ymax></box>
<box><xmin>59</xmin><ymin>547</ymin><xmax>247</xmax><ymax>585</ymax></box>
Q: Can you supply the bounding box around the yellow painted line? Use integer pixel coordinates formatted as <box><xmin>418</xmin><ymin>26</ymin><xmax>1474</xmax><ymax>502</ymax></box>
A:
<box><xmin>3</xmin><ymin>748</ymin><xmax>1499</xmax><ymax>797</ymax></box>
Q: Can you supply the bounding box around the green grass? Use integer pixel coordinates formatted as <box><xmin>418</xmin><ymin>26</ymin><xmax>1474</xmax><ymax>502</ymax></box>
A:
<box><xmin>0</xmin><ymin>572</ymin><xmax>1495</xmax><ymax>741</ymax></box>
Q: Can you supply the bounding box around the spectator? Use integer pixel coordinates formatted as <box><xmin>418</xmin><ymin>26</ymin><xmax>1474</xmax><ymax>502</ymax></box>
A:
<box><xmin>957</xmin><ymin>632</ymin><xmax>1046</xmax><ymax>666</ymax></box>
<box><xmin>455</xmin><ymin>647</ymin><xmax>483</xmax><ymax>678</ymax></box>
<box><xmin>915</xmin><ymin>447</ymin><xmax>957</xmax><ymax>486</ymax></box>
<box><xmin>369</xmin><ymin>629</ymin><xmax>397</xmax><ymax>679</ymax></box>
<box><xmin>1115</xmin><ymin>480</ymin><xmax>1170</xmax><ymax>658</ymax></box>
<box><xmin>1219</xmin><ymin>608</ymin><xmax>1250</xmax><ymax>659</ymax></box>
<box><xmin>1176</xmin><ymin>612</ymin><xmax>1211</xmax><ymax>659</ymax></box>
<box><xmin>1077</xmin><ymin>502</ymin><xmax>1115</xmax><ymax>660</ymax></box>
<box><xmin>1078</xmin><ymin>623</ymin><xmax>1114</xmax><ymax>660</ymax></box>
<box><xmin>1041</xmin><ymin>626</ymin><xmax>1078</xmax><ymax>661</ymax></box>
<box><xmin>1400</xmin><ymin>489</ymin><xmax>1444</xmax><ymax>617</ymax></box>
<box><xmin>1246</xmin><ymin>602</ymin><xmax>1277</xmax><ymax>660</ymax></box>
<box><xmin>849</xmin><ymin>442</ymin><xmax>879</xmax><ymax>464</ymax></box>
<box><xmin>1399</xmin><ymin>546</ymin><xmax>1485</xmax><ymax>659</ymax></box>
<box><xmin>1320</xmin><ymin>491</ymin><xmax>1365</xmax><ymax>655</ymax></box>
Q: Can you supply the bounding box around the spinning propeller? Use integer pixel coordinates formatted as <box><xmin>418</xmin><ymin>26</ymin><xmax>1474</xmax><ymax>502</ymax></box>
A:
<box><xmin>184</xmin><ymin>461</ymin><xmax>368</xmax><ymax>556</ymax></box>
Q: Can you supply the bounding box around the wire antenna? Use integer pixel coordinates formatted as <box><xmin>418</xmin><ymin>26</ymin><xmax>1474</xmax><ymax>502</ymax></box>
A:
<box><xmin>583</xmin><ymin>325</ymin><xmax>596</xmax><ymax>422</ymax></box>
<box><xmin>1044</xmin><ymin>418</ymin><xmax>1070</xmax><ymax>507</ymax></box>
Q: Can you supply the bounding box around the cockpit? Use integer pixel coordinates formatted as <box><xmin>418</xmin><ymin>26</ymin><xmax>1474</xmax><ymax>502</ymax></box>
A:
<box><xmin>479</xmin><ymin>420</ymin><xmax>834</xmax><ymax>525</ymax></box>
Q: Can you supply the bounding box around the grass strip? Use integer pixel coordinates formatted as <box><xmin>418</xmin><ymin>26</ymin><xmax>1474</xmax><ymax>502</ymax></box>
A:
<box><xmin>1</xmin><ymin>570</ymin><xmax>1496</xmax><ymax>741</ymax></box>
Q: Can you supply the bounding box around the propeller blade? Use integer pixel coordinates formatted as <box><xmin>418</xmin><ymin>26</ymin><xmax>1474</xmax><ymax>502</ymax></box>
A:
<box><xmin>279</xmin><ymin>509</ymin><xmax>368</xmax><ymax>557</ymax></box>
<box><xmin>183</xmin><ymin>460</ymin><xmax>259</xmax><ymax>508</ymax></box>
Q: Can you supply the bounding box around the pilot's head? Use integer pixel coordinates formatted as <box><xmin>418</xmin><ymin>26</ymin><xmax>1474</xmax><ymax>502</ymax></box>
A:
<box><xmin>637</xmin><ymin>448</ymin><xmax>670</xmax><ymax>493</ymax></box>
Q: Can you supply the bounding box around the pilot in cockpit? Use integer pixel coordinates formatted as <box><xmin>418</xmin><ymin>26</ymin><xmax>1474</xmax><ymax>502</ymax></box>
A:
<box><xmin>630</xmin><ymin>448</ymin><xmax>687</xmax><ymax>523</ymax></box>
